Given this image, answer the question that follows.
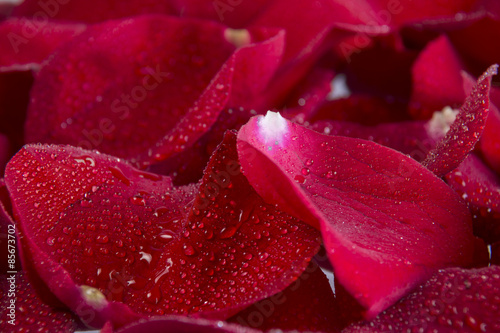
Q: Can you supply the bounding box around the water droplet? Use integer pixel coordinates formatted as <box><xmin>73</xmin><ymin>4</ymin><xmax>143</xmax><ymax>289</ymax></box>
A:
<box><xmin>183</xmin><ymin>243</ymin><xmax>196</xmax><ymax>256</ymax></box>
<box><xmin>46</xmin><ymin>236</ymin><xmax>55</xmax><ymax>246</ymax></box>
<box><xmin>108</xmin><ymin>166</ymin><xmax>131</xmax><ymax>186</ymax></box>
<box><xmin>130</xmin><ymin>195</ymin><xmax>146</xmax><ymax>206</ymax></box>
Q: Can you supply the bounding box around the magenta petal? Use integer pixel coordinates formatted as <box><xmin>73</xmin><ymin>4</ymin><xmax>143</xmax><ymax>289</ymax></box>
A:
<box><xmin>237</xmin><ymin>113</ymin><xmax>476</xmax><ymax>317</ymax></box>
<box><xmin>344</xmin><ymin>266</ymin><xmax>500</xmax><ymax>332</ymax></box>
<box><xmin>445</xmin><ymin>154</ymin><xmax>500</xmax><ymax>243</ymax></box>
<box><xmin>409</xmin><ymin>35</ymin><xmax>467</xmax><ymax>119</ymax></box>
<box><xmin>0</xmin><ymin>18</ymin><xmax>85</xmax><ymax>69</ymax></box>
<box><xmin>0</xmin><ymin>272</ymin><xmax>78</xmax><ymax>333</ymax></box>
<box><xmin>229</xmin><ymin>261</ymin><xmax>340</xmax><ymax>332</ymax></box>
<box><xmin>422</xmin><ymin>65</ymin><xmax>498</xmax><ymax>177</ymax></box>
<box><xmin>5</xmin><ymin>133</ymin><xmax>319</xmax><ymax>325</ymax></box>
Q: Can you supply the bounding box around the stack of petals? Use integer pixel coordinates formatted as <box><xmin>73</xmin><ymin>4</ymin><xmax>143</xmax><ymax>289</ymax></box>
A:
<box><xmin>0</xmin><ymin>0</ymin><xmax>499</xmax><ymax>332</ymax></box>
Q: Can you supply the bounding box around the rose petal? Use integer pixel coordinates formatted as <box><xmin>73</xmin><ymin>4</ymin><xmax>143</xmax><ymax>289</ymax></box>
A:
<box><xmin>24</xmin><ymin>15</ymin><xmax>284</xmax><ymax>170</ymax></box>
<box><xmin>5</xmin><ymin>132</ymin><xmax>319</xmax><ymax>327</ymax></box>
<box><xmin>229</xmin><ymin>261</ymin><xmax>340</xmax><ymax>332</ymax></box>
<box><xmin>409</xmin><ymin>35</ymin><xmax>467</xmax><ymax>119</ymax></box>
<box><xmin>343</xmin><ymin>266</ymin><xmax>500</xmax><ymax>332</ymax></box>
<box><xmin>0</xmin><ymin>70</ymin><xmax>33</xmax><ymax>159</ymax></box>
<box><xmin>479</xmin><ymin>88</ymin><xmax>500</xmax><ymax>173</ymax></box>
<box><xmin>311</xmin><ymin>94</ymin><xmax>410</xmax><ymax>125</ymax></box>
<box><xmin>445</xmin><ymin>154</ymin><xmax>500</xmax><ymax>244</ymax></box>
<box><xmin>492</xmin><ymin>242</ymin><xmax>500</xmax><ymax>265</ymax></box>
<box><xmin>422</xmin><ymin>64</ymin><xmax>498</xmax><ymax>177</ymax></box>
<box><xmin>0</xmin><ymin>271</ymin><xmax>78</xmax><ymax>333</ymax></box>
<box><xmin>0</xmin><ymin>18</ymin><xmax>85</xmax><ymax>69</ymax></box>
<box><xmin>106</xmin><ymin>316</ymin><xmax>260</xmax><ymax>333</ymax></box>
<box><xmin>237</xmin><ymin>112</ymin><xmax>476</xmax><ymax>317</ymax></box>
<box><xmin>12</xmin><ymin>0</ymin><xmax>176</xmax><ymax>23</ymax></box>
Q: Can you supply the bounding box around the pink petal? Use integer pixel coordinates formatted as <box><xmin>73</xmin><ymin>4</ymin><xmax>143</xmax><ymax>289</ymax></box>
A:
<box><xmin>445</xmin><ymin>154</ymin><xmax>500</xmax><ymax>244</ymax></box>
<box><xmin>479</xmin><ymin>88</ymin><xmax>500</xmax><ymax>173</ymax></box>
<box><xmin>237</xmin><ymin>113</ymin><xmax>476</xmax><ymax>318</ymax></box>
<box><xmin>5</xmin><ymin>132</ymin><xmax>319</xmax><ymax>327</ymax></box>
<box><xmin>0</xmin><ymin>18</ymin><xmax>85</xmax><ymax>69</ymax></box>
<box><xmin>422</xmin><ymin>65</ymin><xmax>498</xmax><ymax>177</ymax></box>
<box><xmin>229</xmin><ymin>261</ymin><xmax>340</xmax><ymax>332</ymax></box>
<box><xmin>344</xmin><ymin>266</ymin><xmax>500</xmax><ymax>332</ymax></box>
<box><xmin>0</xmin><ymin>272</ymin><xmax>78</xmax><ymax>333</ymax></box>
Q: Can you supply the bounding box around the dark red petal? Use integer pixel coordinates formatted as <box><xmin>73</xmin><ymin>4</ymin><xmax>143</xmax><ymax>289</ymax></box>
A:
<box><xmin>308</xmin><ymin>118</ymin><xmax>443</xmax><ymax>162</ymax></box>
<box><xmin>25</xmin><ymin>15</ymin><xmax>284</xmax><ymax>169</ymax></box>
<box><xmin>0</xmin><ymin>18</ymin><xmax>85</xmax><ymax>69</ymax></box>
<box><xmin>422</xmin><ymin>65</ymin><xmax>498</xmax><ymax>177</ymax></box>
<box><xmin>311</xmin><ymin>95</ymin><xmax>410</xmax><ymax>125</ymax></box>
<box><xmin>12</xmin><ymin>0</ymin><xmax>176</xmax><ymax>23</ymax></box>
<box><xmin>237</xmin><ymin>112</ymin><xmax>476</xmax><ymax>318</ymax></box>
<box><xmin>479</xmin><ymin>88</ymin><xmax>500</xmax><ymax>173</ymax></box>
<box><xmin>109</xmin><ymin>316</ymin><xmax>261</xmax><ymax>333</ymax></box>
<box><xmin>229</xmin><ymin>261</ymin><xmax>340</xmax><ymax>333</ymax></box>
<box><xmin>5</xmin><ymin>132</ymin><xmax>319</xmax><ymax>326</ymax></box>
<box><xmin>445</xmin><ymin>154</ymin><xmax>500</xmax><ymax>244</ymax></box>
<box><xmin>344</xmin><ymin>266</ymin><xmax>500</xmax><ymax>332</ymax></box>
<box><xmin>492</xmin><ymin>242</ymin><xmax>500</xmax><ymax>265</ymax></box>
<box><xmin>409</xmin><ymin>35</ymin><xmax>467</xmax><ymax>119</ymax></box>
<box><xmin>0</xmin><ymin>70</ymin><xmax>33</xmax><ymax>159</ymax></box>
<box><xmin>0</xmin><ymin>272</ymin><xmax>78</xmax><ymax>333</ymax></box>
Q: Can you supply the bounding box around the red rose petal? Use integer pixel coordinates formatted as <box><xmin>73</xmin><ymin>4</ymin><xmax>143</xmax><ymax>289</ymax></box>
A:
<box><xmin>106</xmin><ymin>316</ymin><xmax>261</xmax><ymax>333</ymax></box>
<box><xmin>237</xmin><ymin>112</ymin><xmax>476</xmax><ymax>318</ymax></box>
<box><xmin>344</xmin><ymin>266</ymin><xmax>500</xmax><ymax>332</ymax></box>
<box><xmin>0</xmin><ymin>70</ymin><xmax>33</xmax><ymax>159</ymax></box>
<box><xmin>24</xmin><ymin>15</ymin><xmax>284</xmax><ymax>169</ymax></box>
<box><xmin>308</xmin><ymin>118</ymin><xmax>443</xmax><ymax>162</ymax></box>
<box><xmin>409</xmin><ymin>35</ymin><xmax>467</xmax><ymax>119</ymax></box>
<box><xmin>0</xmin><ymin>272</ymin><xmax>78</xmax><ymax>333</ymax></box>
<box><xmin>479</xmin><ymin>89</ymin><xmax>500</xmax><ymax>173</ymax></box>
<box><xmin>422</xmin><ymin>65</ymin><xmax>498</xmax><ymax>177</ymax></box>
<box><xmin>0</xmin><ymin>18</ymin><xmax>85</xmax><ymax>69</ymax></box>
<box><xmin>445</xmin><ymin>154</ymin><xmax>500</xmax><ymax>244</ymax></box>
<box><xmin>311</xmin><ymin>94</ymin><xmax>410</xmax><ymax>125</ymax></box>
<box><xmin>229</xmin><ymin>261</ymin><xmax>340</xmax><ymax>332</ymax></box>
<box><xmin>5</xmin><ymin>132</ymin><xmax>319</xmax><ymax>327</ymax></box>
<box><xmin>12</xmin><ymin>0</ymin><xmax>176</xmax><ymax>23</ymax></box>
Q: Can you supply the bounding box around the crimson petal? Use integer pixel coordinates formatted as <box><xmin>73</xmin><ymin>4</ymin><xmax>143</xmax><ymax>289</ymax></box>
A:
<box><xmin>422</xmin><ymin>64</ymin><xmax>497</xmax><ymax>177</ymax></box>
<box><xmin>445</xmin><ymin>154</ymin><xmax>500</xmax><ymax>244</ymax></box>
<box><xmin>344</xmin><ymin>266</ymin><xmax>500</xmax><ymax>332</ymax></box>
<box><xmin>5</xmin><ymin>132</ymin><xmax>319</xmax><ymax>327</ymax></box>
<box><xmin>0</xmin><ymin>18</ymin><xmax>85</xmax><ymax>70</ymax></box>
<box><xmin>229</xmin><ymin>261</ymin><xmax>340</xmax><ymax>332</ymax></box>
<box><xmin>237</xmin><ymin>112</ymin><xmax>476</xmax><ymax>318</ymax></box>
<box><xmin>24</xmin><ymin>15</ymin><xmax>284</xmax><ymax>169</ymax></box>
<box><xmin>105</xmin><ymin>316</ymin><xmax>260</xmax><ymax>333</ymax></box>
<box><xmin>0</xmin><ymin>271</ymin><xmax>78</xmax><ymax>333</ymax></box>
<box><xmin>409</xmin><ymin>35</ymin><xmax>467</xmax><ymax>119</ymax></box>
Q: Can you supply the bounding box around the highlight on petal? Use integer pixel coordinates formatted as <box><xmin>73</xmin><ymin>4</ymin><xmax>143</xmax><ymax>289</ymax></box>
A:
<box><xmin>422</xmin><ymin>64</ymin><xmax>498</xmax><ymax>177</ymax></box>
<box><xmin>344</xmin><ymin>266</ymin><xmax>500</xmax><ymax>332</ymax></box>
<box><xmin>237</xmin><ymin>112</ymin><xmax>477</xmax><ymax>318</ymax></box>
<box><xmin>4</xmin><ymin>132</ymin><xmax>319</xmax><ymax>328</ymax></box>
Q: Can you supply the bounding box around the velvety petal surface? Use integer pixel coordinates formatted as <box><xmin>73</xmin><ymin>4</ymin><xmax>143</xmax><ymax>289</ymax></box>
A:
<box><xmin>237</xmin><ymin>112</ymin><xmax>477</xmax><ymax>318</ymax></box>
<box><xmin>229</xmin><ymin>261</ymin><xmax>340</xmax><ymax>332</ymax></box>
<box><xmin>445</xmin><ymin>154</ymin><xmax>500</xmax><ymax>243</ymax></box>
<box><xmin>5</xmin><ymin>131</ymin><xmax>319</xmax><ymax>327</ymax></box>
<box><xmin>0</xmin><ymin>18</ymin><xmax>85</xmax><ymax>69</ymax></box>
<box><xmin>24</xmin><ymin>15</ymin><xmax>284</xmax><ymax>167</ymax></box>
<box><xmin>344</xmin><ymin>266</ymin><xmax>500</xmax><ymax>332</ymax></box>
<box><xmin>0</xmin><ymin>271</ymin><xmax>78</xmax><ymax>333</ymax></box>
